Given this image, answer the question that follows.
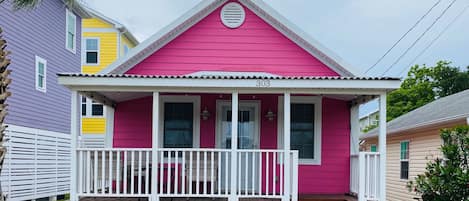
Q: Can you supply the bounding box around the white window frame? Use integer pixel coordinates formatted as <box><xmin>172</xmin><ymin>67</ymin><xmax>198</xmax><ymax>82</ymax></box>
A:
<box><xmin>65</xmin><ymin>9</ymin><xmax>77</xmax><ymax>53</ymax></box>
<box><xmin>158</xmin><ymin>95</ymin><xmax>201</xmax><ymax>148</ymax></box>
<box><xmin>81</xmin><ymin>96</ymin><xmax>106</xmax><ymax>118</ymax></box>
<box><xmin>83</xmin><ymin>37</ymin><xmax>100</xmax><ymax>65</ymax></box>
<box><xmin>35</xmin><ymin>56</ymin><xmax>47</xmax><ymax>93</ymax></box>
<box><xmin>278</xmin><ymin>96</ymin><xmax>322</xmax><ymax>165</ymax></box>
<box><xmin>400</xmin><ymin>140</ymin><xmax>410</xmax><ymax>180</ymax></box>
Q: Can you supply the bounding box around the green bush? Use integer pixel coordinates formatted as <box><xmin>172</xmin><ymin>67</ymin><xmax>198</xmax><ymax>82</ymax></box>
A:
<box><xmin>407</xmin><ymin>126</ymin><xmax>469</xmax><ymax>201</ymax></box>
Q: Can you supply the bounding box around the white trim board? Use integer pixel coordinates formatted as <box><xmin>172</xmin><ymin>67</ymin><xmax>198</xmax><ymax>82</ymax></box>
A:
<box><xmin>98</xmin><ymin>0</ymin><xmax>361</xmax><ymax>76</ymax></box>
<box><xmin>278</xmin><ymin>96</ymin><xmax>322</xmax><ymax>165</ymax></box>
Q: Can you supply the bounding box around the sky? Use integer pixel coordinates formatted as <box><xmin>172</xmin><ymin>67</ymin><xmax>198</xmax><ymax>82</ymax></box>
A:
<box><xmin>83</xmin><ymin>0</ymin><xmax>469</xmax><ymax>116</ymax></box>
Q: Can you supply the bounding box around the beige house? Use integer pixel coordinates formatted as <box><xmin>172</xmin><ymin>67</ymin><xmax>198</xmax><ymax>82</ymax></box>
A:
<box><xmin>361</xmin><ymin>89</ymin><xmax>469</xmax><ymax>201</ymax></box>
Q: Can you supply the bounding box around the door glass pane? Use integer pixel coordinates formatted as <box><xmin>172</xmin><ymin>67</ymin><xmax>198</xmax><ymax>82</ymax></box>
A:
<box><xmin>291</xmin><ymin>103</ymin><xmax>315</xmax><ymax>159</ymax></box>
<box><xmin>222</xmin><ymin>107</ymin><xmax>255</xmax><ymax>149</ymax></box>
<box><xmin>164</xmin><ymin>103</ymin><xmax>193</xmax><ymax>148</ymax></box>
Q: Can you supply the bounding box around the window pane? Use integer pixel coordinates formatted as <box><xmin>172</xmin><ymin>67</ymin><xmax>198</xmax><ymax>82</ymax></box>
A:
<box><xmin>81</xmin><ymin>104</ymin><xmax>86</xmax><ymax>116</ymax></box>
<box><xmin>164</xmin><ymin>103</ymin><xmax>193</xmax><ymax>148</ymax></box>
<box><xmin>67</xmin><ymin>33</ymin><xmax>74</xmax><ymax>49</ymax></box>
<box><xmin>91</xmin><ymin>104</ymin><xmax>103</xmax><ymax>116</ymax></box>
<box><xmin>86</xmin><ymin>52</ymin><xmax>98</xmax><ymax>64</ymax></box>
<box><xmin>291</xmin><ymin>103</ymin><xmax>315</xmax><ymax>159</ymax></box>
<box><xmin>86</xmin><ymin>39</ymin><xmax>98</xmax><ymax>50</ymax></box>
<box><xmin>401</xmin><ymin>141</ymin><xmax>409</xmax><ymax>159</ymax></box>
<box><xmin>38</xmin><ymin>75</ymin><xmax>43</xmax><ymax>88</ymax></box>
<box><xmin>400</xmin><ymin>161</ymin><xmax>409</xmax><ymax>179</ymax></box>
<box><xmin>124</xmin><ymin>45</ymin><xmax>129</xmax><ymax>55</ymax></box>
<box><xmin>370</xmin><ymin>145</ymin><xmax>377</xmax><ymax>152</ymax></box>
<box><xmin>38</xmin><ymin>63</ymin><xmax>44</xmax><ymax>75</ymax></box>
<box><xmin>68</xmin><ymin>14</ymin><xmax>75</xmax><ymax>33</ymax></box>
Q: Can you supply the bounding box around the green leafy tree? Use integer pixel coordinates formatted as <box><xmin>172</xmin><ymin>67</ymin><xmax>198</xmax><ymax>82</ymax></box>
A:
<box><xmin>407</xmin><ymin>126</ymin><xmax>469</xmax><ymax>201</ymax></box>
<box><xmin>387</xmin><ymin>61</ymin><xmax>469</xmax><ymax>121</ymax></box>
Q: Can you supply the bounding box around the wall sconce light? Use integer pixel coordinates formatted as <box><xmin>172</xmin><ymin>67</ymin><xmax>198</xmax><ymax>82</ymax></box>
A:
<box><xmin>201</xmin><ymin>107</ymin><xmax>211</xmax><ymax>120</ymax></box>
<box><xmin>265</xmin><ymin>109</ymin><xmax>276</xmax><ymax>121</ymax></box>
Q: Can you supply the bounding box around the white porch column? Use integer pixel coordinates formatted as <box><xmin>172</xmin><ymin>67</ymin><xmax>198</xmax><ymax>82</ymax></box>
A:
<box><xmin>70</xmin><ymin>91</ymin><xmax>80</xmax><ymax>201</ymax></box>
<box><xmin>283</xmin><ymin>92</ymin><xmax>291</xmax><ymax>201</ymax></box>
<box><xmin>151</xmin><ymin>92</ymin><xmax>160</xmax><ymax>201</ymax></box>
<box><xmin>105</xmin><ymin>106</ymin><xmax>115</xmax><ymax>148</ymax></box>
<box><xmin>350</xmin><ymin>105</ymin><xmax>360</xmax><ymax>155</ymax></box>
<box><xmin>229</xmin><ymin>91</ymin><xmax>239</xmax><ymax>201</ymax></box>
<box><xmin>466</xmin><ymin>116</ymin><xmax>469</xmax><ymax>125</ymax></box>
<box><xmin>378</xmin><ymin>93</ymin><xmax>387</xmax><ymax>201</ymax></box>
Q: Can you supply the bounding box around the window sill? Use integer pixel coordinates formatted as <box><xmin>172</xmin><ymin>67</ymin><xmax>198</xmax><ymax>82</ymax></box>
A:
<box><xmin>299</xmin><ymin>159</ymin><xmax>321</xmax><ymax>165</ymax></box>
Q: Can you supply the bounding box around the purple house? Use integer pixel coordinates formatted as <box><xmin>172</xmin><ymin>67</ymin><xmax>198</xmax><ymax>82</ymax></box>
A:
<box><xmin>0</xmin><ymin>1</ymin><xmax>90</xmax><ymax>200</ymax></box>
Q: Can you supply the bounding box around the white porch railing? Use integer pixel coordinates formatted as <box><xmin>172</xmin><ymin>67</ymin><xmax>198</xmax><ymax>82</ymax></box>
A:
<box><xmin>350</xmin><ymin>152</ymin><xmax>381</xmax><ymax>201</ymax></box>
<box><xmin>76</xmin><ymin>148</ymin><xmax>298</xmax><ymax>200</ymax></box>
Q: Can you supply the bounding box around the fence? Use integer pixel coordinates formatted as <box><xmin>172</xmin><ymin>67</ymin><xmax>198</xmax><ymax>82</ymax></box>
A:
<box><xmin>0</xmin><ymin>125</ymin><xmax>71</xmax><ymax>201</ymax></box>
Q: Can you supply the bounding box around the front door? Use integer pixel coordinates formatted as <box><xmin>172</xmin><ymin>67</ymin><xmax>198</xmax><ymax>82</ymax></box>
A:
<box><xmin>217</xmin><ymin>101</ymin><xmax>260</xmax><ymax>193</ymax></box>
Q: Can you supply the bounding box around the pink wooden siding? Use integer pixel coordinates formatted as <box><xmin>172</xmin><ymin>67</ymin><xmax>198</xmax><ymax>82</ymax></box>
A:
<box><xmin>126</xmin><ymin>1</ymin><xmax>339</xmax><ymax>76</ymax></box>
<box><xmin>113</xmin><ymin>95</ymin><xmax>350</xmax><ymax>194</ymax></box>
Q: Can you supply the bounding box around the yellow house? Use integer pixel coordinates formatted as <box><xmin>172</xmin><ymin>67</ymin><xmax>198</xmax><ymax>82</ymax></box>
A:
<box><xmin>80</xmin><ymin>6</ymin><xmax>138</xmax><ymax>143</ymax></box>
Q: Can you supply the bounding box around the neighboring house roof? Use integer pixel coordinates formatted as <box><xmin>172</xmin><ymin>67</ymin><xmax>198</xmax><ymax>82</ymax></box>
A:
<box><xmin>81</xmin><ymin>4</ymin><xmax>139</xmax><ymax>45</ymax></box>
<box><xmin>99</xmin><ymin>0</ymin><xmax>364</xmax><ymax>76</ymax></box>
<box><xmin>362</xmin><ymin>89</ymin><xmax>469</xmax><ymax>139</ymax></box>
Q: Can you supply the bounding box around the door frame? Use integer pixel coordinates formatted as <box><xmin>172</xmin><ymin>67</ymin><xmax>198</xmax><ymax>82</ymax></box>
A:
<box><xmin>215</xmin><ymin>100</ymin><xmax>261</xmax><ymax>149</ymax></box>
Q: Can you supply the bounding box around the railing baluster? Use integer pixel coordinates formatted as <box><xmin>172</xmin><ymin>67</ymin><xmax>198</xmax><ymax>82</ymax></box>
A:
<box><xmin>251</xmin><ymin>151</ymin><xmax>255</xmax><ymax>196</ymax></box>
<box><xmin>182</xmin><ymin>151</ymin><xmax>186</xmax><ymax>194</ymax></box>
<box><xmin>109</xmin><ymin>151</ymin><xmax>113</xmax><ymax>194</ymax></box>
<box><xmin>272</xmin><ymin>152</ymin><xmax>276</xmax><ymax>195</ymax></box>
<box><xmin>245</xmin><ymin>152</ymin><xmax>248</xmax><ymax>195</ymax></box>
<box><xmin>101</xmin><ymin>150</ymin><xmax>105</xmax><ymax>195</ymax></box>
<box><xmin>167</xmin><ymin>151</ymin><xmax>172</xmax><ymax>195</ymax></box>
<box><xmin>94</xmin><ymin>150</ymin><xmax>98</xmax><ymax>195</ymax></box>
<box><xmin>203</xmin><ymin>151</ymin><xmax>207</xmax><ymax>195</ymax></box>
<box><xmin>116</xmin><ymin>151</ymin><xmax>120</xmax><ymax>195</ymax></box>
<box><xmin>225</xmin><ymin>151</ymin><xmax>229</xmax><ymax>195</ymax></box>
<box><xmin>218</xmin><ymin>151</ymin><xmax>221</xmax><ymax>195</ymax></box>
<box><xmin>145</xmin><ymin>151</ymin><xmax>149</xmax><ymax>194</ymax></box>
<box><xmin>78</xmin><ymin>151</ymin><xmax>83</xmax><ymax>194</ymax></box>
<box><xmin>138</xmin><ymin>151</ymin><xmax>142</xmax><ymax>195</ymax></box>
<box><xmin>196</xmin><ymin>151</ymin><xmax>200</xmax><ymax>194</ymax></box>
<box><xmin>86</xmin><ymin>150</ymin><xmax>91</xmax><ymax>194</ymax></box>
<box><xmin>159</xmin><ymin>151</ymin><xmax>164</xmax><ymax>194</ymax></box>
<box><xmin>211</xmin><ymin>151</ymin><xmax>214</xmax><ymax>195</ymax></box>
<box><xmin>266</xmin><ymin>151</ymin><xmax>269</xmax><ymax>195</ymax></box>
<box><xmin>189</xmin><ymin>151</ymin><xmax>193</xmax><ymax>195</ymax></box>
<box><xmin>130</xmin><ymin>151</ymin><xmax>135</xmax><ymax>194</ymax></box>
<box><xmin>238</xmin><ymin>151</ymin><xmax>241</xmax><ymax>194</ymax></box>
<box><xmin>258</xmin><ymin>152</ymin><xmax>262</xmax><ymax>196</ymax></box>
<box><xmin>280</xmin><ymin>152</ymin><xmax>283</xmax><ymax>196</ymax></box>
<box><xmin>175</xmin><ymin>151</ymin><xmax>179</xmax><ymax>195</ymax></box>
<box><xmin>123</xmin><ymin>151</ymin><xmax>127</xmax><ymax>194</ymax></box>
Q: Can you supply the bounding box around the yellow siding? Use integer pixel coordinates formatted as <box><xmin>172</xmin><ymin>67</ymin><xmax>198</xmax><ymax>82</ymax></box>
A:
<box><xmin>81</xmin><ymin>118</ymin><xmax>106</xmax><ymax>134</ymax></box>
<box><xmin>362</xmin><ymin>120</ymin><xmax>465</xmax><ymax>201</ymax></box>
<box><xmin>83</xmin><ymin>18</ymin><xmax>113</xmax><ymax>28</ymax></box>
<box><xmin>82</xmin><ymin>32</ymin><xmax>118</xmax><ymax>74</ymax></box>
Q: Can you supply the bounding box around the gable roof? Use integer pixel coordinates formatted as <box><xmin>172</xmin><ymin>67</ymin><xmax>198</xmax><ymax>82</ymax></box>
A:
<box><xmin>362</xmin><ymin>89</ymin><xmax>469</xmax><ymax>139</ymax></box>
<box><xmin>99</xmin><ymin>0</ymin><xmax>364</xmax><ymax>76</ymax></box>
<box><xmin>81</xmin><ymin>4</ymin><xmax>139</xmax><ymax>45</ymax></box>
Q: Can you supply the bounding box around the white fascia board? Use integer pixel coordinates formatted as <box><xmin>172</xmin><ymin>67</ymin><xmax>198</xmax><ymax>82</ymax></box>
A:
<box><xmin>58</xmin><ymin>76</ymin><xmax>401</xmax><ymax>92</ymax></box>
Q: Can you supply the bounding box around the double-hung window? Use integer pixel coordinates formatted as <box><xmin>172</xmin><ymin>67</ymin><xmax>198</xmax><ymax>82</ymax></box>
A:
<box><xmin>35</xmin><ymin>56</ymin><xmax>47</xmax><ymax>92</ymax></box>
<box><xmin>400</xmin><ymin>141</ymin><xmax>410</xmax><ymax>179</ymax></box>
<box><xmin>84</xmin><ymin>38</ymin><xmax>99</xmax><ymax>65</ymax></box>
<box><xmin>81</xmin><ymin>97</ymin><xmax>104</xmax><ymax>117</ymax></box>
<box><xmin>66</xmin><ymin>9</ymin><xmax>77</xmax><ymax>53</ymax></box>
<box><xmin>163</xmin><ymin>103</ymin><xmax>194</xmax><ymax>148</ymax></box>
<box><xmin>279</xmin><ymin>96</ymin><xmax>322</xmax><ymax>165</ymax></box>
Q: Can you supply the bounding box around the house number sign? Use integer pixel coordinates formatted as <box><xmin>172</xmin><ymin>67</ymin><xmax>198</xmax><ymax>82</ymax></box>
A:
<box><xmin>256</xmin><ymin>80</ymin><xmax>271</xmax><ymax>87</ymax></box>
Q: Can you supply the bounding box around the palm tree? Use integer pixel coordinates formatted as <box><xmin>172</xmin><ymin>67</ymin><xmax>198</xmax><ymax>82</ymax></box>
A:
<box><xmin>0</xmin><ymin>1</ymin><xmax>75</xmax><ymax>200</ymax></box>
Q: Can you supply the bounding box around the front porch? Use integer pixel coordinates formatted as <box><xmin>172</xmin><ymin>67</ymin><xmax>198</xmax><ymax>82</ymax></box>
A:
<box><xmin>60</xmin><ymin>74</ymin><xmax>400</xmax><ymax>201</ymax></box>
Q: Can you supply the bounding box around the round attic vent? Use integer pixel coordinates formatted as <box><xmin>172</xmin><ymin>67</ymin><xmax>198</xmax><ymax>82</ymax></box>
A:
<box><xmin>221</xmin><ymin>2</ymin><xmax>246</xmax><ymax>29</ymax></box>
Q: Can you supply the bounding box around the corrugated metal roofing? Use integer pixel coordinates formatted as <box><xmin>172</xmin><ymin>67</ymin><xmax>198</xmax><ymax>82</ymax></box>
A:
<box><xmin>57</xmin><ymin>73</ymin><xmax>400</xmax><ymax>81</ymax></box>
<box><xmin>362</xmin><ymin>89</ymin><xmax>469</xmax><ymax>139</ymax></box>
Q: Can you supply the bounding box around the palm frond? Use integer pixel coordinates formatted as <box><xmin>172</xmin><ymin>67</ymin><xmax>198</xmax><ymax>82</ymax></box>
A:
<box><xmin>11</xmin><ymin>0</ymin><xmax>42</xmax><ymax>10</ymax></box>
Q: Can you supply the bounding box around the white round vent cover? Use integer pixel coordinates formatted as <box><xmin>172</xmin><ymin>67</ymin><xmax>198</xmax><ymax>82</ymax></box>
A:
<box><xmin>220</xmin><ymin>2</ymin><xmax>246</xmax><ymax>28</ymax></box>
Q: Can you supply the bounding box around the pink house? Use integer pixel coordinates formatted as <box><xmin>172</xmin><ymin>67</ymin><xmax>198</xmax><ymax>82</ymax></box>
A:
<box><xmin>59</xmin><ymin>1</ymin><xmax>400</xmax><ymax>201</ymax></box>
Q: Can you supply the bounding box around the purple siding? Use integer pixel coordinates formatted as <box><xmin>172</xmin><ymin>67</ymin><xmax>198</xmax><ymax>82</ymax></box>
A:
<box><xmin>0</xmin><ymin>0</ymin><xmax>82</xmax><ymax>133</ymax></box>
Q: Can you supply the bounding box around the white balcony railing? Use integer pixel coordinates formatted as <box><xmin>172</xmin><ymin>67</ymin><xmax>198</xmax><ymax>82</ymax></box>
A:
<box><xmin>350</xmin><ymin>152</ymin><xmax>381</xmax><ymax>201</ymax></box>
<box><xmin>76</xmin><ymin>148</ymin><xmax>298</xmax><ymax>200</ymax></box>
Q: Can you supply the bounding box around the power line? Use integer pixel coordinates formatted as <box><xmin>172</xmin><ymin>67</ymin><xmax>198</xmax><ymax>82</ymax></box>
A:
<box><xmin>381</xmin><ymin>0</ymin><xmax>458</xmax><ymax>76</ymax></box>
<box><xmin>364</xmin><ymin>0</ymin><xmax>442</xmax><ymax>74</ymax></box>
<box><xmin>398</xmin><ymin>2</ymin><xmax>469</xmax><ymax>77</ymax></box>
